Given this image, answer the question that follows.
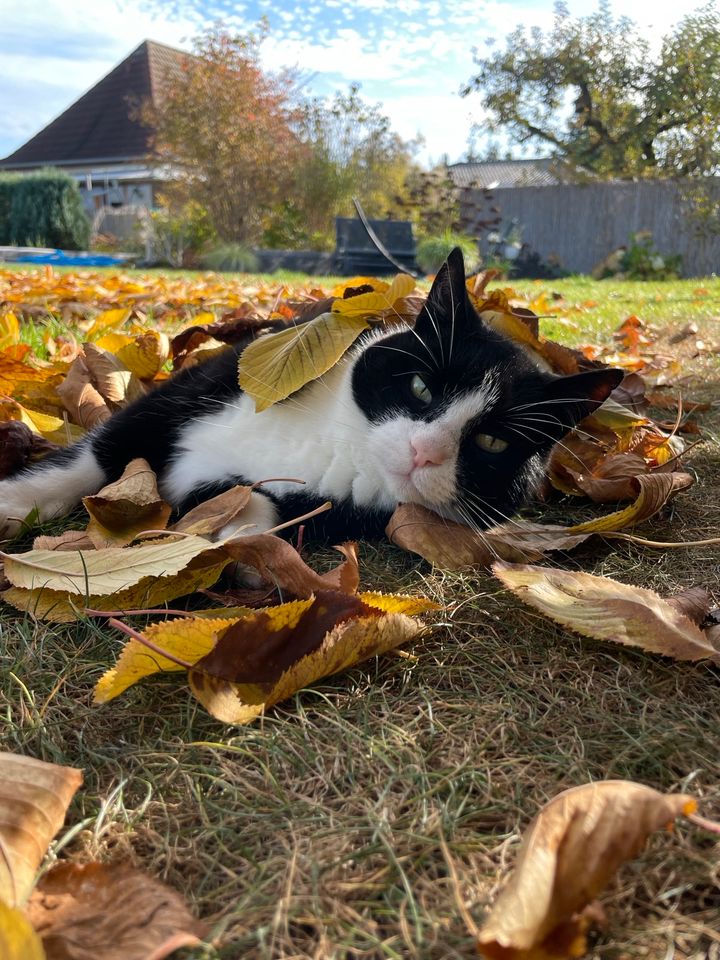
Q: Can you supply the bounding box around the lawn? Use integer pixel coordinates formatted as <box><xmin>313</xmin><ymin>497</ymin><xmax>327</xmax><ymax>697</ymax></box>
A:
<box><xmin>1</xmin><ymin>266</ymin><xmax>720</xmax><ymax>959</ymax></box>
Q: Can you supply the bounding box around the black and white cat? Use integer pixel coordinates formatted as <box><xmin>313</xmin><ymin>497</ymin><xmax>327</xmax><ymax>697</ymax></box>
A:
<box><xmin>0</xmin><ymin>249</ymin><xmax>622</xmax><ymax>544</ymax></box>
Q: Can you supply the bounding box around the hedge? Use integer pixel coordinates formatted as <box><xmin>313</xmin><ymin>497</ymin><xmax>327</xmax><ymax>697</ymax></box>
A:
<box><xmin>0</xmin><ymin>168</ymin><xmax>90</xmax><ymax>250</ymax></box>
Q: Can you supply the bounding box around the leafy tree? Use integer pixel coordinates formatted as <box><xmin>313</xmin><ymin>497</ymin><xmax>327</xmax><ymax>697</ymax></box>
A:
<box><xmin>461</xmin><ymin>2</ymin><xmax>720</xmax><ymax>179</ymax></box>
<box><xmin>145</xmin><ymin>27</ymin><xmax>303</xmax><ymax>244</ymax></box>
<box><xmin>272</xmin><ymin>85</ymin><xmax>419</xmax><ymax>250</ymax></box>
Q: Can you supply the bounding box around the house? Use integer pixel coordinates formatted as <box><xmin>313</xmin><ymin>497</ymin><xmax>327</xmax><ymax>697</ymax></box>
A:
<box><xmin>447</xmin><ymin>158</ymin><xmax>564</xmax><ymax>190</ymax></box>
<box><xmin>0</xmin><ymin>40</ymin><xmax>186</xmax><ymax>214</ymax></box>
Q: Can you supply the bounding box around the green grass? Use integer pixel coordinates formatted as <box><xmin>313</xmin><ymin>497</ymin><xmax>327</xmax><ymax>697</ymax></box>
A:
<box><xmin>2</xmin><ymin>272</ymin><xmax>720</xmax><ymax>958</ymax></box>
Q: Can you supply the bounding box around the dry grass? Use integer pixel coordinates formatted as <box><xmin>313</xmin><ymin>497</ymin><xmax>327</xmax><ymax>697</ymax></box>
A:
<box><xmin>1</xmin><ymin>276</ymin><xmax>720</xmax><ymax>958</ymax></box>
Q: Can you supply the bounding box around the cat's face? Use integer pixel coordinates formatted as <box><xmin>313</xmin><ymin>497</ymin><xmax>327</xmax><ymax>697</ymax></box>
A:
<box><xmin>351</xmin><ymin>248</ymin><xmax>623</xmax><ymax>528</ymax></box>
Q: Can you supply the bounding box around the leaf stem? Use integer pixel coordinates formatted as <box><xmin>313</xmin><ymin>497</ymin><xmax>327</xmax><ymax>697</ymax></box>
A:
<box><xmin>687</xmin><ymin>812</ymin><xmax>720</xmax><ymax>835</ymax></box>
<box><xmin>107</xmin><ymin>617</ymin><xmax>194</xmax><ymax>670</ymax></box>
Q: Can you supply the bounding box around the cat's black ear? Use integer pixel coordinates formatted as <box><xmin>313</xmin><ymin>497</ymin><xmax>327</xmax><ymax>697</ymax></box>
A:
<box><xmin>415</xmin><ymin>247</ymin><xmax>472</xmax><ymax>342</ymax></box>
<box><xmin>536</xmin><ymin>367</ymin><xmax>624</xmax><ymax>438</ymax></box>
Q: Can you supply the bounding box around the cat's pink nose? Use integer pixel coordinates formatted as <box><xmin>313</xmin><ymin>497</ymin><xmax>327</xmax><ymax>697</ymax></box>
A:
<box><xmin>411</xmin><ymin>439</ymin><xmax>448</xmax><ymax>468</ymax></box>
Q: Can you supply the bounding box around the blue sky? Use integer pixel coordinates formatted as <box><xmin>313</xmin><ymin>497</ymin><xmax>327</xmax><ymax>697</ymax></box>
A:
<box><xmin>0</xmin><ymin>0</ymin><xmax>708</xmax><ymax>165</ymax></box>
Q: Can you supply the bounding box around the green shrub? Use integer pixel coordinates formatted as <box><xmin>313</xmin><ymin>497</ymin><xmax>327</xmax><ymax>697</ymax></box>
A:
<box><xmin>0</xmin><ymin>173</ymin><xmax>20</xmax><ymax>245</ymax></box>
<box><xmin>416</xmin><ymin>230</ymin><xmax>480</xmax><ymax>274</ymax></box>
<box><xmin>9</xmin><ymin>169</ymin><xmax>90</xmax><ymax>249</ymax></box>
<box><xmin>620</xmin><ymin>231</ymin><xmax>682</xmax><ymax>280</ymax></box>
<box><xmin>200</xmin><ymin>243</ymin><xmax>259</xmax><ymax>273</ymax></box>
<box><xmin>149</xmin><ymin>200</ymin><xmax>216</xmax><ymax>268</ymax></box>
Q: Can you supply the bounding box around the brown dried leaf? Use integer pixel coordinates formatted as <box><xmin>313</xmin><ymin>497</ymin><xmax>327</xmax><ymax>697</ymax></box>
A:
<box><xmin>56</xmin><ymin>357</ymin><xmax>111</xmax><ymax>429</ymax></box>
<box><xmin>492</xmin><ymin>561</ymin><xmax>720</xmax><ymax>662</ymax></box>
<box><xmin>26</xmin><ymin>862</ymin><xmax>206</xmax><ymax>960</ymax></box>
<box><xmin>189</xmin><ymin>592</ymin><xmax>435</xmax><ymax>723</ymax></box>
<box><xmin>172</xmin><ymin>484</ymin><xmax>253</xmax><ymax>536</ymax></box>
<box><xmin>477</xmin><ymin>781</ymin><xmax>696</xmax><ymax>959</ymax></box>
<box><xmin>0</xmin><ymin>752</ymin><xmax>83</xmax><ymax>907</ymax></box>
<box><xmin>83</xmin><ymin>343</ymin><xmax>146</xmax><ymax>406</ymax></box>
<box><xmin>0</xmin><ymin>420</ymin><xmax>34</xmax><ymax>479</ymax></box>
<box><xmin>32</xmin><ymin>531</ymin><xmax>97</xmax><ymax>552</ymax></box>
<box><xmin>83</xmin><ymin>459</ymin><xmax>172</xmax><ymax>547</ymax></box>
<box><xmin>223</xmin><ymin>535</ymin><xmax>360</xmax><ymax>596</ymax></box>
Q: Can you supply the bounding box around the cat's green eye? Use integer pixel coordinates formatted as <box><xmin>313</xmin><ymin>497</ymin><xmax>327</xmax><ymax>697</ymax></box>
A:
<box><xmin>410</xmin><ymin>374</ymin><xmax>432</xmax><ymax>404</ymax></box>
<box><xmin>475</xmin><ymin>433</ymin><xmax>508</xmax><ymax>454</ymax></box>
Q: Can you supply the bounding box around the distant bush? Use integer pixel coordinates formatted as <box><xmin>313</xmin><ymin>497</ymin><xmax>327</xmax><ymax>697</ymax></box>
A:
<box><xmin>200</xmin><ymin>243</ymin><xmax>259</xmax><ymax>273</ymax></box>
<box><xmin>8</xmin><ymin>169</ymin><xmax>90</xmax><ymax>249</ymax></box>
<box><xmin>621</xmin><ymin>231</ymin><xmax>682</xmax><ymax>280</ymax></box>
<box><xmin>0</xmin><ymin>173</ymin><xmax>20</xmax><ymax>245</ymax></box>
<box><xmin>149</xmin><ymin>200</ymin><xmax>216</xmax><ymax>268</ymax></box>
<box><xmin>416</xmin><ymin>230</ymin><xmax>480</xmax><ymax>275</ymax></box>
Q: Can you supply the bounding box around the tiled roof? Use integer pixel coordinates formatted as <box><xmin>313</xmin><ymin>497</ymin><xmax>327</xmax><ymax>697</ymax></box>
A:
<box><xmin>447</xmin><ymin>158</ymin><xmax>562</xmax><ymax>189</ymax></box>
<box><xmin>0</xmin><ymin>41</ymin><xmax>188</xmax><ymax>168</ymax></box>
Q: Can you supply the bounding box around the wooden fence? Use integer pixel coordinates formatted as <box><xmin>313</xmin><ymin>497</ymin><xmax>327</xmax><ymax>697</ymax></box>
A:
<box><xmin>460</xmin><ymin>179</ymin><xmax>720</xmax><ymax>277</ymax></box>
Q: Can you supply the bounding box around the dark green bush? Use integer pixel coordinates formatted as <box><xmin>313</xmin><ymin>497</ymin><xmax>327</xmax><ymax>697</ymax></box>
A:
<box><xmin>0</xmin><ymin>173</ymin><xmax>20</xmax><ymax>245</ymax></box>
<box><xmin>8</xmin><ymin>169</ymin><xmax>90</xmax><ymax>250</ymax></box>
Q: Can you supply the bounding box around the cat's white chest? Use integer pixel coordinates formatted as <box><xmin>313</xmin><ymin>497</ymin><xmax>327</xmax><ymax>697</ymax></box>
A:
<box><xmin>160</xmin><ymin>362</ymin><xmax>390</xmax><ymax>507</ymax></box>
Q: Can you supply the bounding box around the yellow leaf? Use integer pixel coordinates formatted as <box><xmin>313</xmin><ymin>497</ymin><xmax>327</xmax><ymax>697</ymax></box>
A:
<box><xmin>94</xmin><ymin>332</ymin><xmax>134</xmax><ymax>354</ymax></box>
<box><xmin>330</xmin><ymin>277</ymin><xmax>389</xmax><ymax>297</ymax></box>
<box><xmin>358</xmin><ymin>591</ymin><xmax>442</xmax><ymax>615</ymax></box>
<box><xmin>0</xmin><ymin>311</ymin><xmax>20</xmax><ymax>351</ymax></box>
<box><xmin>1</xmin><ymin>536</ymin><xmax>217</xmax><ymax>594</ymax></box>
<box><xmin>0</xmin><ymin>900</ymin><xmax>46</xmax><ymax>960</ymax></box>
<box><xmin>94</xmin><ymin>617</ymin><xmax>244</xmax><ymax>702</ymax></box>
<box><xmin>331</xmin><ymin>273</ymin><xmax>416</xmax><ymax>318</ymax></box>
<box><xmin>85</xmin><ymin>307</ymin><xmax>130</xmax><ymax>340</ymax></box>
<box><xmin>0</xmin><ymin>397</ymin><xmax>82</xmax><ymax>444</ymax></box>
<box><xmin>492</xmin><ymin>561</ymin><xmax>720</xmax><ymax>662</ymax></box>
<box><xmin>0</xmin><ymin>752</ymin><xmax>82</xmax><ymax>906</ymax></box>
<box><xmin>477</xmin><ymin>781</ymin><xmax>696</xmax><ymax>959</ymax></box>
<box><xmin>3</xmin><ymin>546</ymin><xmax>231</xmax><ymax>622</ymax></box>
<box><xmin>116</xmin><ymin>330</ymin><xmax>170</xmax><ymax>379</ymax></box>
<box><xmin>238</xmin><ymin>313</ymin><xmax>370</xmax><ymax>412</ymax></box>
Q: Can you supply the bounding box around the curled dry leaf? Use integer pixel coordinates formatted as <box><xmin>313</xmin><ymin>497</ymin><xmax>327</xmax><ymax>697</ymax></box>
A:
<box><xmin>492</xmin><ymin>561</ymin><xmax>720</xmax><ymax>663</ymax></box>
<box><xmin>223</xmin><ymin>536</ymin><xmax>360</xmax><ymax>597</ymax></box>
<box><xmin>83</xmin><ymin>343</ymin><xmax>146</xmax><ymax>407</ymax></box>
<box><xmin>477</xmin><ymin>781</ymin><xmax>696</xmax><ymax>960</ymax></box>
<box><xmin>83</xmin><ymin>458</ymin><xmax>172</xmax><ymax>547</ymax></box>
<box><xmin>386</xmin><ymin>473</ymin><xmax>692</xmax><ymax>570</ymax></box>
<box><xmin>56</xmin><ymin>356</ymin><xmax>110</xmax><ymax>430</ymax></box>
<box><xmin>386</xmin><ymin>503</ymin><xmax>543</xmax><ymax>569</ymax></box>
<box><xmin>238</xmin><ymin>312</ymin><xmax>370</xmax><ymax>411</ymax></box>
<box><xmin>0</xmin><ymin>752</ymin><xmax>83</xmax><ymax>907</ymax></box>
<box><xmin>25</xmin><ymin>862</ymin><xmax>206</xmax><ymax>960</ymax></box>
<box><xmin>171</xmin><ymin>483</ymin><xmax>253</xmax><ymax>536</ymax></box>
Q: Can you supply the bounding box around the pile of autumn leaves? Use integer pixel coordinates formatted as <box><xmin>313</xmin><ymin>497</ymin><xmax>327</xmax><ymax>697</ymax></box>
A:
<box><xmin>1</xmin><ymin>266</ymin><xmax>718</xmax><ymax>959</ymax></box>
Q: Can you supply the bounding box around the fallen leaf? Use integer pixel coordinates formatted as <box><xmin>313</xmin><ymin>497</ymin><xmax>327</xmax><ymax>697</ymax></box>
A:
<box><xmin>0</xmin><ymin>752</ymin><xmax>83</xmax><ymax>906</ymax></box>
<box><xmin>85</xmin><ymin>307</ymin><xmax>130</xmax><ymax>340</ymax></box>
<box><xmin>189</xmin><ymin>591</ymin><xmax>436</xmax><ymax>723</ymax></box>
<box><xmin>0</xmin><ymin>421</ymin><xmax>34</xmax><ymax>479</ymax></box>
<box><xmin>116</xmin><ymin>330</ymin><xmax>170</xmax><ymax>380</ymax></box>
<box><xmin>564</xmin><ymin>472</ymin><xmax>693</xmax><ymax>533</ymax></box>
<box><xmin>26</xmin><ymin>862</ymin><xmax>206</xmax><ymax>960</ymax></box>
<box><xmin>477</xmin><ymin>781</ymin><xmax>696</xmax><ymax>959</ymax></box>
<box><xmin>238</xmin><ymin>312</ymin><xmax>370</xmax><ymax>412</ymax></box>
<box><xmin>172</xmin><ymin>484</ymin><xmax>253</xmax><ymax>536</ymax></box>
<box><xmin>492</xmin><ymin>561</ymin><xmax>720</xmax><ymax>662</ymax></box>
<box><xmin>2</xmin><ymin>536</ymin><xmax>233</xmax><ymax>622</ymax></box>
<box><xmin>0</xmin><ymin>900</ymin><xmax>45</xmax><ymax>960</ymax></box>
<box><xmin>82</xmin><ymin>343</ymin><xmax>146</xmax><ymax>407</ymax></box>
<box><xmin>56</xmin><ymin>357</ymin><xmax>111</xmax><ymax>429</ymax></box>
<box><xmin>223</xmin><ymin>536</ymin><xmax>361</xmax><ymax>596</ymax></box>
<box><xmin>83</xmin><ymin>459</ymin><xmax>172</xmax><ymax>547</ymax></box>
<box><xmin>330</xmin><ymin>273</ymin><xmax>416</xmax><ymax>319</ymax></box>
<box><xmin>94</xmin><ymin>616</ymin><xmax>242</xmax><ymax>702</ymax></box>
<box><xmin>386</xmin><ymin>504</ymin><xmax>543</xmax><ymax>569</ymax></box>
